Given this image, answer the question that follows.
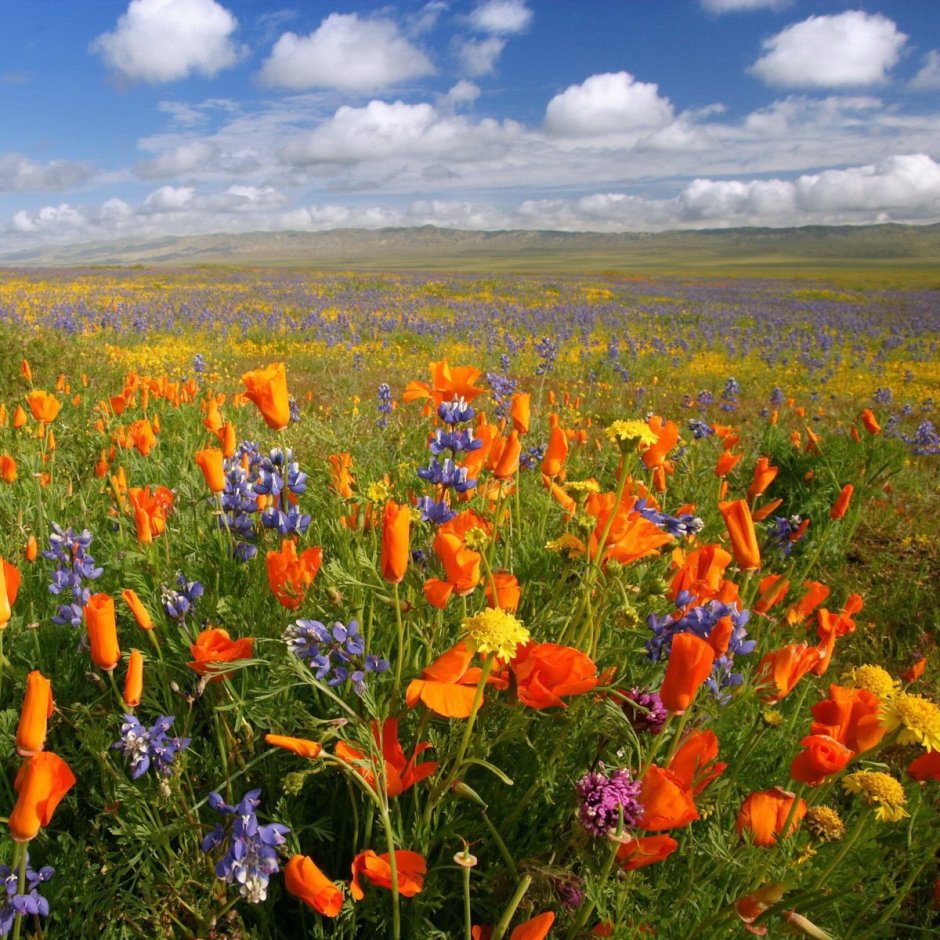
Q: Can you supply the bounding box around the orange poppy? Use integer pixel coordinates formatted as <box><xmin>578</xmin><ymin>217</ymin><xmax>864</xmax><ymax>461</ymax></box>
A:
<box><xmin>542</xmin><ymin>474</ymin><xmax>576</xmax><ymax>516</ymax></box>
<box><xmin>195</xmin><ymin>448</ymin><xmax>226</xmax><ymax>493</ymax></box>
<box><xmin>753</xmin><ymin>574</ymin><xmax>790</xmax><ymax>615</ymax></box>
<box><xmin>84</xmin><ymin>593</ymin><xmax>120</xmax><ymax>672</ymax></box>
<box><xmin>15</xmin><ymin>671</ymin><xmax>53</xmax><ymax>758</ymax></box>
<box><xmin>12</xmin><ymin>405</ymin><xmax>27</xmax><ymax>429</ymax></box>
<box><xmin>188</xmin><ymin>627</ymin><xmax>254</xmax><ymax>678</ymax></box>
<box><xmin>830</xmin><ymin>484</ymin><xmax>853</xmax><ymax>520</ymax></box>
<box><xmin>0</xmin><ymin>455</ymin><xmax>16</xmax><ymax>484</ymax></box>
<box><xmin>121</xmin><ymin>589</ymin><xmax>153</xmax><ymax>630</ymax></box>
<box><xmin>265</xmin><ymin>734</ymin><xmax>323</xmax><ymax>760</ymax></box>
<box><xmin>785</xmin><ymin>581</ymin><xmax>830</xmax><ymax>626</ymax></box>
<box><xmin>24</xmin><ymin>536</ymin><xmax>38</xmax><ymax>563</ymax></box>
<box><xmin>737</xmin><ymin>787</ymin><xmax>806</xmax><ymax>847</ymax></box>
<box><xmin>667</xmin><ymin>730</ymin><xmax>727</xmax><ymax>796</ymax></box>
<box><xmin>215</xmin><ymin>421</ymin><xmax>237</xmax><ymax>458</ymax></box>
<box><xmin>659</xmin><ymin>632</ymin><xmax>715</xmax><ymax>714</ymax></box>
<box><xmin>718</xmin><ymin>499</ymin><xmax>761</xmax><ymax>571</ymax></box>
<box><xmin>349</xmin><ymin>849</ymin><xmax>426</xmax><ymax>900</ymax></box>
<box><xmin>472</xmin><ymin>912</ymin><xmax>556</xmax><ymax>940</ymax></box>
<box><xmin>510</xmin><ymin>393</ymin><xmax>531</xmax><ymax>435</ymax></box>
<box><xmin>616</xmin><ymin>834</ymin><xmax>678</xmax><ymax>871</ymax></box>
<box><xmin>907</xmin><ymin>751</ymin><xmax>940</xmax><ymax>782</ymax></box>
<box><xmin>642</xmin><ymin>416</ymin><xmax>678</xmax><ymax>470</ymax></box>
<box><xmin>8</xmin><ymin>751</ymin><xmax>76</xmax><ymax>842</ymax></box>
<box><xmin>0</xmin><ymin>557</ymin><xmax>21</xmax><ymax>626</ymax></box>
<box><xmin>752</xmin><ymin>497</ymin><xmax>783</xmax><ymax>522</ymax></box>
<box><xmin>484</xmin><ymin>571</ymin><xmax>521</xmax><ymax>611</ymax></box>
<box><xmin>242</xmin><ymin>362</ymin><xmax>291</xmax><ymax>431</ymax></box>
<box><xmin>406</xmin><ymin>642</ymin><xmax>508</xmax><ymax>718</ymax></box>
<box><xmin>266</xmin><ymin>539</ymin><xmax>323</xmax><ymax>610</ymax></box>
<box><xmin>789</xmin><ymin>733</ymin><xmax>854</xmax><ymax>786</ymax></box>
<box><xmin>380</xmin><ymin>500</ymin><xmax>410</xmax><ymax>584</ymax></box>
<box><xmin>284</xmin><ymin>855</ymin><xmax>343</xmax><ymax>917</ymax></box>
<box><xmin>493</xmin><ymin>430</ymin><xmax>522</xmax><ymax>479</ymax></box>
<box><xmin>403</xmin><ymin>360</ymin><xmax>484</xmax><ymax>406</ymax></box>
<box><xmin>668</xmin><ymin>544</ymin><xmax>736</xmax><ymax>606</ymax></box>
<box><xmin>902</xmin><ymin>657</ymin><xmax>926</xmax><ymax>684</ymax></box>
<box><xmin>328</xmin><ymin>452</ymin><xmax>356</xmax><ymax>498</ymax></box>
<box><xmin>715</xmin><ymin>450</ymin><xmax>742</xmax><ymax>478</ymax></box>
<box><xmin>809</xmin><ymin>684</ymin><xmax>884</xmax><ymax>753</ymax></box>
<box><xmin>124</xmin><ymin>650</ymin><xmax>144</xmax><ymax>708</ymax></box>
<box><xmin>586</xmin><ymin>494</ymin><xmax>672</xmax><ymax>566</ymax></box>
<box><xmin>637</xmin><ymin>765</ymin><xmax>699</xmax><ymax>831</ymax></box>
<box><xmin>754</xmin><ymin>643</ymin><xmax>821</xmax><ymax>703</ymax></box>
<box><xmin>747</xmin><ymin>457</ymin><xmax>778</xmax><ymax>499</ymax></box>
<box><xmin>511</xmin><ymin>641</ymin><xmax>598</xmax><ymax>709</ymax></box>
<box><xmin>541</xmin><ymin>415</ymin><xmax>569</xmax><ymax>478</ymax></box>
<box><xmin>25</xmin><ymin>390</ymin><xmax>61</xmax><ymax>424</ymax></box>
<box><xmin>335</xmin><ymin>718</ymin><xmax>437</xmax><ymax>798</ymax></box>
<box><xmin>128</xmin><ymin>419</ymin><xmax>157</xmax><ymax>457</ymax></box>
<box><xmin>127</xmin><ymin>485</ymin><xmax>174</xmax><ymax>544</ymax></box>
<box><xmin>203</xmin><ymin>399</ymin><xmax>224</xmax><ymax>433</ymax></box>
<box><xmin>859</xmin><ymin>409</ymin><xmax>881</xmax><ymax>435</ymax></box>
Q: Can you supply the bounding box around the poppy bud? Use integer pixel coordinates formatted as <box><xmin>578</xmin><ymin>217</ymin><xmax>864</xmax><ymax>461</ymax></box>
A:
<box><xmin>195</xmin><ymin>447</ymin><xmax>226</xmax><ymax>493</ymax></box>
<box><xmin>84</xmin><ymin>593</ymin><xmax>120</xmax><ymax>672</ymax></box>
<box><xmin>380</xmin><ymin>500</ymin><xmax>410</xmax><ymax>584</ymax></box>
<box><xmin>124</xmin><ymin>650</ymin><xmax>144</xmax><ymax>708</ymax></box>
<box><xmin>15</xmin><ymin>671</ymin><xmax>53</xmax><ymax>757</ymax></box>
<box><xmin>9</xmin><ymin>752</ymin><xmax>76</xmax><ymax>842</ymax></box>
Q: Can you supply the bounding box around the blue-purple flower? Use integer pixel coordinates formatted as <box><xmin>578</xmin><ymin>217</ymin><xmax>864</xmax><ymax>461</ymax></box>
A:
<box><xmin>112</xmin><ymin>715</ymin><xmax>190</xmax><ymax>780</ymax></box>
<box><xmin>575</xmin><ymin>765</ymin><xmax>643</xmax><ymax>837</ymax></box>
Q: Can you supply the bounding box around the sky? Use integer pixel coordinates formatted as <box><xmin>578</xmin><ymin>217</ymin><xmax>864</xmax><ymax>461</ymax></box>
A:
<box><xmin>2</xmin><ymin>0</ymin><xmax>940</xmax><ymax>250</ymax></box>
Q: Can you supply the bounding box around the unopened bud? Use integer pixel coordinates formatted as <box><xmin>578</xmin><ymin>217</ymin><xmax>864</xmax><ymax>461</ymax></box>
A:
<box><xmin>451</xmin><ymin>781</ymin><xmax>487</xmax><ymax>807</ymax></box>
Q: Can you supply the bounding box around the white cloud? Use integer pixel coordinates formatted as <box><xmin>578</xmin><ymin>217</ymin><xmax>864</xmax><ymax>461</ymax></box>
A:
<box><xmin>90</xmin><ymin>0</ymin><xmax>242</xmax><ymax>84</ymax></box>
<box><xmin>142</xmin><ymin>185</ymin><xmax>194</xmax><ymax>212</ymax></box>
<box><xmin>259</xmin><ymin>13</ymin><xmax>434</xmax><ymax>92</ymax></box>
<box><xmin>0</xmin><ymin>154</ymin><xmax>93</xmax><ymax>191</ymax></box>
<box><xmin>468</xmin><ymin>1</ymin><xmax>533</xmax><ymax>35</ymax></box>
<box><xmin>136</xmin><ymin>140</ymin><xmax>220</xmax><ymax>178</ymax></box>
<box><xmin>701</xmin><ymin>0</ymin><xmax>791</xmax><ymax>12</ymax></box>
<box><xmin>751</xmin><ymin>12</ymin><xmax>907</xmax><ymax>88</ymax></box>
<box><xmin>440</xmin><ymin>80</ymin><xmax>481</xmax><ymax>111</ymax></box>
<box><xmin>910</xmin><ymin>51</ymin><xmax>940</xmax><ymax>92</ymax></box>
<box><xmin>456</xmin><ymin>37</ymin><xmax>506</xmax><ymax>76</ymax></box>
<box><xmin>544</xmin><ymin>72</ymin><xmax>674</xmax><ymax>137</ymax></box>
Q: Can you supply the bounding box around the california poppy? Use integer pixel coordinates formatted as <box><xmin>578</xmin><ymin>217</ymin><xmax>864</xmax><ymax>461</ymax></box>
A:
<box><xmin>790</xmin><ymin>734</ymin><xmax>854</xmax><ymax>786</ymax></box>
<box><xmin>493</xmin><ymin>430</ymin><xmax>522</xmax><ymax>479</ymax></box>
<box><xmin>265</xmin><ymin>734</ymin><xmax>323</xmax><ymax>760</ymax></box>
<box><xmin>785</xmin><ymin>581</ymin><xmax>830</xmax><ymax>626</ymax></box>
<box><xmin>484</xmin><ymin>571</ymin><xmax>521</xmax><ymax>611</ymax></box>
<box><xmin>0</xmin><ymin>455</ymin><xmax>16</xmax><ymax>484</ymax></box>
<box><xmin>510</xmin><ymin>393</ymin><xmax>531</xmax><ymax>435</ymax></box>
<box><xmin>541</xmin><ymin>415</ymin><xmax>568</xmax><ymax>478</ymax></box>
<box><xmin>747</xmin><ymin>457</ymin><xmax>778</xmax><ymax>499</ymax></box>
<box><xmin>349</xmin><ymin>849</ymin><xmax>426</xmax><ymax>900</ymax></box>
<box><xmin>830</xmin><ymin>484</ymin><xmax>854</xmax><ymax>520</ymax></box>
<box><xmin>0</xmin><ymin>557</ymin><xmax>21</xmax><ymax>627</ymax></box>
<box><xmin>809</xmin><ymin>684</ymin><xmax>885</xmax><ymax>753</ymax></box>
<box><xmin>641</xmin><ymin>416</ymin><xmax>678</xmax><ymax>470</ymax></box>
<box><xmin>659</xmin><ymin>632</ymin><xmax>715</xmax><ymax>714</ymax></box>
<box><xmin>242</xmin><ymin>362</ymin><xmax>291</xmax><ymax>431</ymax></box>
<box><xmin>128</xmin><ymin>419</ymin><xmax>157</xmax><ymax>457</ymax></box>
<box><xmin>752</xmin><ymin>574</ymin><xmax>790</xmax><ymax>615</ymax></box>
<box><xmin>15</xmin><ymin>671</ymin><xmax>53</xmax><ymax>757</ymax></box>
<box><xmin>860</xmin><ymin>409</ymin><xmax>881</xmax><ymax>435</ymax></box>
<box><xmin>511</xmin><ymin>641</ymin><xmax>598</xmax><ymax>709</ymax></box>
<box><xmin>754</xmin><ymin>643</ymin><xmax>821</xmax><ymax>703</ymax></box>
<box><xmin>127</xmin><ymin>485</ymin><xmax>174</xmax><ymax>544</ymax></box>
<box><xmin>328</xmin><ymin>452</ymin><xmax>356</xmax><ymax>499</ymax></box>
<box><xmin>84</xmin><ymin>593</ymin><xmax>120</xmax><ymax>672</ymax></box>
<box><xmin>616</xmin><ymin>834</ymin><xmax>678</xmax><ymax>871</ymax></box>
<box><xmin>715</xmin><ymin>450</ymin><xmax>742</xmax><ymax>478</ymax></box>
<box><xmin>284</xmin><ymin>855</ymin><xmax>343</xmax><ymax>917</ymax></box>
<box><xmin>380</xmin><ymin>500</ymin><xmax>410</xmax><ymax>584</ymax></box>
<box><xmin>406</xmin><ymin>642</ymin><xmax>508</xmax><ymax>718</ymax></box>
<box><xmin>472</xmin><ymin>912</ymin><xmax>556</xmax><ymax>940</ymax></box>
<box><xmin>24</xmin><ymin>535</ymin><xmax>37</xmax><ymax>563</ymax></box>
<box><xmin>195</xmin><ymin>448</ymin><xmax>226</xmax><ymax>493</ymax></box>
<box><xmin>668</xmin><ymin>730</ymin><xmax>727</xmax><ymax>795</ymax></box>
<box><xmin>8</xmin><ymin>751</ymin><xmax>76</xmax><ymax>842</ymax></box>
<box><xmin>121</xmin><ymin>589</ymin><xmax>153</xmax><ymax>630</ymax></box>
<box><xmin>25</xmin><ymin>391</ymin><xmax>60</xmax><ymax>424</ymax></box>
<box><xmin>124</xmin><ymin>650</ymin><xmax>144</xmax><ymax>708</ymax></box>
<box><xmin>12</xmin><ymin>405</ymin><xmax>27</xmax><ymax>429</ymax></box>
<box><xmin>718</xmin><ymin>499</ymin><xmax>761</xmax><ymax>571</ymax></box>
<box><xmin>637</xmin><ymin>765</ymin><xmax>699</xmax><ymax>831</ymax></box>
<box><xmin>216</xmin><ymin>421</ymin><xmax>237</xmax><ymax>458</ymax></box>
<box><xmin>266</xmin><ymin>539</ymin><xmax>323</xmax><ymax>610</ymax></box>
<box><xmin>402</xmin><ymin>360</ymin><xmax>484</xmax><ymax>406</ymax></box>
<box><xmin>907</xmin><ymin>750</ymin><xmax>940</xmax><ymax>782</ymax></box>
<box><xmin>736</xmin><ymin>787</ymin><xmax>806</xmax><ymax>846</ymax></box>
<box><xmin>188</xmin><ymin>627</ymin><xmax>254</xmax><ymax>677</ymax></box>
<box><xmin>669</xmin><ymin>544</ymin><xmax>735</xmax><ymax>606</ymax></box>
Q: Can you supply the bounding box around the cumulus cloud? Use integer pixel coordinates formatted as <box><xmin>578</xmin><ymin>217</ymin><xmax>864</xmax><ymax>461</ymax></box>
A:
<box><xmin>259</xmin><ymin>13</ymin><xmax>434</xmax><ymax>92</ymax></box>
<box><xmin>701</xmin><ymin>0</ymin><xmax>791</xmax><ymax>12</ymax></box>
<box><xmin>468</xmin><ymin>1</ymin><xmax>533</xmax><ymax>35</ymax></box>
<box><xmin>456</xmin><ymin>37</ymin><xmax>506</xmax><ymax>76</ymax></box>
<box><xmin>544</xmin><ymin>72</ymin><xmax>674</xmax><ymax>137</ymax></box>
<box><xmin>910</xmin><ymin>51</ymin><xmax>940</xmax><ymax>92</ymax></box>
<box><xmin>0</xmin><ymin>154</ymin><xmax>93</xmax><ymax>192</ymax></box>
<box><xmin>90</xmin><ymin>0</ymin><xmax>242</xmax><ymax>84</ymax></box>
<box><xmin>440</xmin><ymin>80</ymin><xmax>481</xmax><ymax>111</ymax></box>
<box><xmin>136</xmin><ymin>140</ymin><xmax>220</xmax><ymax>178</ymax></box>
<box><xmin>751</xmin><ymin>12</ymin><xmax>907</xmax><ymax>88</ymax></box>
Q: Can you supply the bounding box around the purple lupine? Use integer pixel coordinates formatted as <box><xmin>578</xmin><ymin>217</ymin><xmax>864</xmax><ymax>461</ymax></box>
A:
<box><xmin>0</xmin><ymin>856</ymin><xmax>54</xmax><ymax>937</ymax></box>
<box><xmin>112</xmin><ymin>715</ymin><xmax>190</xmax><ymax>780</ymax></box>
<box><xmin>44</xmin><ymin>524</ymin><xmax>103</xmax><ymax>628</ymax></box>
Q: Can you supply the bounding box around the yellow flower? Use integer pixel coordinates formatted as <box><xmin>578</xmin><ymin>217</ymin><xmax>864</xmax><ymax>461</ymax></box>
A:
<box><xmin>843</xmin><ymin>771</ymin><xmax>909</xmax><ymax>822</ymax></box>
<box><xmin>843</xmin><ymin>664</ymin><xmax>899</xmax><ymax>699</ymax></box>
<box><xmin>367</xmin><ymin>481</ymin><xmax>390</xmax><ymax>503</ymax></box>
<box><xmin>462</xmin><ymin>608</ymin><xmax>530</xmax><ymax>662</ymax></box>
<box><xmin>879</xmin><ymin>692</ymin><xmax>940</xmax><ymax>752</ymax></box>
<box><xmin>464</xmin><ymin>527</ymin><xmax>490</xmax><ymax>552</ymax></box>
<box><xmin>605</xmin><ymin>420</ymin><xmax>658</xmax><ymax>449</ymax></box>
<box><xmin>545</xmin><ymin>533</ymin><xmax>587</xmax><ymax>559</ymax></box>
<box><xmin>762</xmin><ymin>708</ymin><xmax>784</xmax><ymax>727</ymax></box>
<box><xmin>805</xmin><ymin>806</ymin><xmax>845</xmax><ymax>842</ymax></box>
<box><xmin>564</xmin><ymin>479</ymin><xmax>601</xmax><ymax>495</ymax></box>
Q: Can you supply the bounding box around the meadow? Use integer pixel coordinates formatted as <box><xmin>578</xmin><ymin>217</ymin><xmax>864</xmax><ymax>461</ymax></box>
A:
<box><xmin>0</xmin><ymin>265</ymin><xmax>937</xmax><ymax>939</ymax></box>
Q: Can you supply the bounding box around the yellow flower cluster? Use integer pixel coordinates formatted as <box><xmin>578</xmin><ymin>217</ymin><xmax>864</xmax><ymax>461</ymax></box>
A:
<box><xmin>462</xmin><ymin>608</ymin><xmax>530</xmax><ymax>662</ymax></box>
<box><xmin>880</xmin><ymin>693</ymin><xmax>940</xmax><ymax>752</ymax></box>
<box><xmin>843</xmin><ymin>771</ymin><xmax>909</xmax><ymax>822</ymax></box>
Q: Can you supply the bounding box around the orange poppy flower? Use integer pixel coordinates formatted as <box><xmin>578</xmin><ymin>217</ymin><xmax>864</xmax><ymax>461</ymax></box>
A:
<box><xmin>668</xmin><ymin>544</ymin><xmax>735</xmax><ymax>606</ymax></box>
<box><xmin>15</xmin><ymin>671</ymin><xmax>53</xmax><ymax>758</ymax></box>
<box><xmin>284</xmin><ymin>855</ymin><xmax>343</xmax><ymax>917</ymax></box>
<box><xmin>484</xmin><ymin>571</ymin><xmax>521</xmax><ymax>611</ymax></box>
<box><xmin>859</xmin><ymin>408</ymin><xmax>881</xmax><ymax>435</ymax></box>
<box><xmin>84</xmin><ymin>593</ymin><xmax>120</xmax><ymax>672</ymax></box>
<box><xmin>0</xmin><ymin>557</ymin><xmax>21</xmax><ymax>627</ymax></box>
<box><xmin>265</xmin><ymin>734</ymin><xmax>323</xmax><ymax>760</ymax></box>
<box><xmin>188</xmin><ymin>627</ymin><xmax>254</xmax><ymax>678</ymax></box>
<box><xmin>349</xmin><ymin>849</ymin><xmax>426</xmax><ymax>900</ymax></box>
<box><xmin>510</xmin><ymin>393</ymin><xmax>531</xmax><ymax>435</ymax></box>
<box><xmin>216</xmin><ymin>421</ymin><xmax>237</xmax><ymax>458</ymax></box>
<box><xmin>736</xmin><ymin>787</ymin><xmax>806</xmax><ymax>847</ymax></box>
<box><xmin>902</xmin><ymin>657</ymin><xmax>926</xmax><ymax>684</ymax></box>
<box><xmin>0</xmin><ymin>455</ymin><xmax>16</xmax><ymax>484</ymax></box>
<box><xmin>754</xmin><ymin>643</ymin><xmax>821</xmax><ymax>703</ymax></box>
<box><xmin>659</xmin><ymin>632</ymin><xmax>715</xmax><ymax>714</ymax></box>
<box><xmin>587</xmin><ymin>495</ymin><xmax>672</xmax><ymax>566</ymax></box>
<box><xmin>493</xmin><ymin>430</ymin><xmax>522</xmax><ymax>479</ymax></box>
<box><xmin>335</xmin><ymin>718</ymin><xmax>437</xmax><ymax>798</ymax></box>
<box><xmin>328</xmin><ymin>452</ymin><xmax>356</xmax><ymax>498</ymax></box>
<box><xmin>24</xmin><ymin>536</ymin><xmax>38</xmax><ymax>563</ymax></box>
<box><xmin>406</xmin><ymin>642</ymin><xmax>508</xmax><ymax>718</ymax></box>
<box><xmin>203</xmin><ymin>399</ymin><xmax>224</xmax><ymax>433</ymax></box>
<box><xmin>124</xmin><ymin>650</ymin><xmax>144</xmax><ymax>708</ymax></box>
<box><xmin>511</xmin><ymin>641</ymin><xmax>598</xmax><ymax>709</ymax></box>
<box><xmin>127</xmin><ymin>485</ymin><xmax>174</xmax><ymax>543</ymax></box>
<box><xmin>242</xmin><ymin>362</ymin><xmax>291</xmax><ymax>431</ymax></box>
<box><xmin>747</xmin><ymin>456</ymin><xmax>778</xmax><ymax>500</ymax></box>
<box><xmin>785</xmin><ymin>580</ymin><xmax>830</xmax><ymax>626</ymax></box>
<box><xmin>121</xmin><ymin>589</ymin><xmax>153</xmax><ymax>630</ymax></box>
<box><xmin>195</xmin><ymin>448</ymin><xmax>226</xmax><ymax>493</ymax></box>
<box><xmin>380</xmin><ymin>500</ymin><xmax>410</xmax><ymax>584</ymax></box>
<box><xmin>809</xmin><ymin>684</ymin><xmax>884</xmax><ymax>753</ymax></box>
<box><xmin>266</xmin><ymin>539</ymin><xmax>323</xmax><ymax>610</ymax></box>
<box><xmin>789</xmin><ymin>733</ymin><xmax>854</xmax><ymax>786</ymax></box>
<box><xmin>542</xmin><ymin>474</ymin><xmax>576</xmax><ymax>515</ymax></box>
<box><xmin>12</xmin><ymin>405</ymin><xmax>27</xmax><ymax>429</ymax></box>
<box><xmin>668</xmin><ymin>730</ymin><xmax>727</xmax><ymax>795</ymax></box>
<box><xmin>20</xmin><ymin>359</ymin><xmax>32</xmax><ymax>383</ymax></box>
<box><xmin>641</xmin><ymin>416</ymin><xmax>678</xmax><ymax>470</ymax></box>
<box><xmin>8</xmin><ymin>751</ymin><xmax>76</xmax><ymax>842</ymax></box>
<box><xmin>403</xmin><ymin>360</ymin><xmax>484</xmax><ymax>406</ymax></box>
<box><xmin>718</xmin><ymin>499</ymin><xmax>761</xmax><ymax>571</ymax></box>
<box><xmin>715</xmin><ymin>450</ymin><xmax>742</xmax><ymax>478</ymax></box>
<box><xmin>751</xmin><ymin>497</ymin><xmax>783</xmax><ymax>522</ymax></box>
<box><xmin>541</xmin><ymin>415</ymin><xmax>569</xmax><ymax>478</ymax></box>
<box><xmin>637</xmin><ymin>765</ymin><xmax>699</xmax><ymax>831</ymax></box>
<box><xmin>907</xmin><ymin>750</ymin><xmax>940</xmax><ymax>782</ymax></box>
<box><xmin>128</xmin><ymin>419</ymin><xmax>157</xmax><ymax>457</ymax></box>
<box><xmin>616</xmin><ymin>834</ymin><xmax>678</xmax><ymax>871</ymax></box>
<box><xmin>472</xmin><ymin>912</ymin><xmax>556</xmax><ymax>940</ymax></box>
<box><xmin>424</xmin><ymin>530</ymin><xmax>483</xmax><ymax>608</ymax></box>
<box><xmin>25</xmin><ymin>391</ymin><xmax>60</xmax><ymax>424</ymax></box>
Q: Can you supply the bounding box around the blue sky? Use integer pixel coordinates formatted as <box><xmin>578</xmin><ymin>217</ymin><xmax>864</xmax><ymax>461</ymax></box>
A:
<box><xmin>2</xmin><ymin>0</ymin><xmax>940</xmax><ymax>249</ymax></box>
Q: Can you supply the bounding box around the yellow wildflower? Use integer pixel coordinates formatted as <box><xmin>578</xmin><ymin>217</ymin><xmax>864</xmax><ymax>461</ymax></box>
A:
<box><xmin>462</xmin><ymin>608</ymin><xmax>530</xmax><ymax>662</ymax></box>
<box><xmin>879</xmin><ymin>692</ymin><xmax>940</xmax><ymax>752</ymax></box>
<box><xmin>843</xmin><ymin>771</ymin><xmax>909</xmax><ymax>822</ymax></box>
<box><xmin>605</xmin><ymin>420</ymin><xmax>658</xmax><ymax>449</ymax></box>
<box><xmin>843</xmin><ymin>664</ymin><xmax>899</xmax><ymax>699</ymax></box>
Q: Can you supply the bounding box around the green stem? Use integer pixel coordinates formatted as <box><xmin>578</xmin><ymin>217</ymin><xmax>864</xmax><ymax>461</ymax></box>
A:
<box><xmin>392</xmin><ymin>581</ymin><xmax>406</xmax><ymax>698</ymax></box>
<box><xmin>492</xmin><ymin>874</ymin><xmax>533</xmax><ymax>940</ymax></box>
<box><xmin>462</xmin><ymin>863</ymin><xmax>473</xmax><ymax>940</ymax></box>
<box><xmin>10</xmin><ymin>843</ymin><xmax>27</xmax><ymax>940</ymax></box>
<box><xmin>811</xmin><ymin>810</ymin><xmax>868</xmax><ymax>891</ymax></box>
<box><xmin>380</xmin><ymin>802</ymin><xmax>401</xmax><ymax>940</ymax></box>
<box><xmin>481</xmin><ymin>810</ymin><xmax>520</xmax><ymax>884</ymax></box>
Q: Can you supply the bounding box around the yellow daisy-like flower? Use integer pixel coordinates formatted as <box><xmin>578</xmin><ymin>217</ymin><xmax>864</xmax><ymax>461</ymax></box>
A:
<box><xmin>463</xmin><ymin>527</ymin><xmax>490</xmax><ymax>552</ymax></box>
<box><xmin>843</xmin><ymin>771</ymin><xmax>909</xmax><ymax>822</ymax></box>
<box><xmin>545</xmin><ymin>533</ymin><xmax>587</xmax><ymax>559</ymax></box>
<box><xmin>805</xmin><ymin>806</ymin><xmax>845</xmax><ymax>842</ymax></box>
<box><xmin>843</xmin><ymin>664</ymin><xmax>899</xmax><ymax>699</ymax></box>
<box><xmin>762</xmin><ymin>708</ymin><xmax>784</xmax><ymax>727</ymax></box>
<box><xmin>605</xmin><ymin>420</ymin><xmax>658</xmax><ymax>449</ymax></box>
<box><xmin>462</xmin><ymin>608</ymin><xmax>530</xmax><ymax>662</ymax></box>
<box><xmin>367</xmin><ymin>481</ymin><xmax>390</xmax><ymax>503</ymax></box>
<box><xmin>879</xmin><ymin>692</ymin><xmax>940</xmax><ymax>752</ymax></box>
<box><xmin>564</xmin><ymin>479</ymin><xmax>601</xmax><ymax>495</ymax></box>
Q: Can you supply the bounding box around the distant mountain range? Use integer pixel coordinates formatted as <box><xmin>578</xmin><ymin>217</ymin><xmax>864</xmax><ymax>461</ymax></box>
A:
<box><xmin>2</xmin><ymin>223</ymin><xmax>939</xmax><ymax>271</ymax></box>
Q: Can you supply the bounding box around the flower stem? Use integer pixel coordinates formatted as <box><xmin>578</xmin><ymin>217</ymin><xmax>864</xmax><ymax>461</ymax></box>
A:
<box><xmin>492</xmin><ymin>874</ymin><xmax>532</xmax><ymax>940</ymax></box>
<box><xmin>11</xmin><ymin>842</ymin><xmax>27</xmax><ymax>940</ymax></box>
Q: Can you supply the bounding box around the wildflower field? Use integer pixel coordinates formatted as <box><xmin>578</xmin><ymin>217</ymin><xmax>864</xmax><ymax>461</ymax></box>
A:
<box><xmin>0</xmin><ymin>266</ymin><xmax>937</xmax><ymax>939</ymax></box>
